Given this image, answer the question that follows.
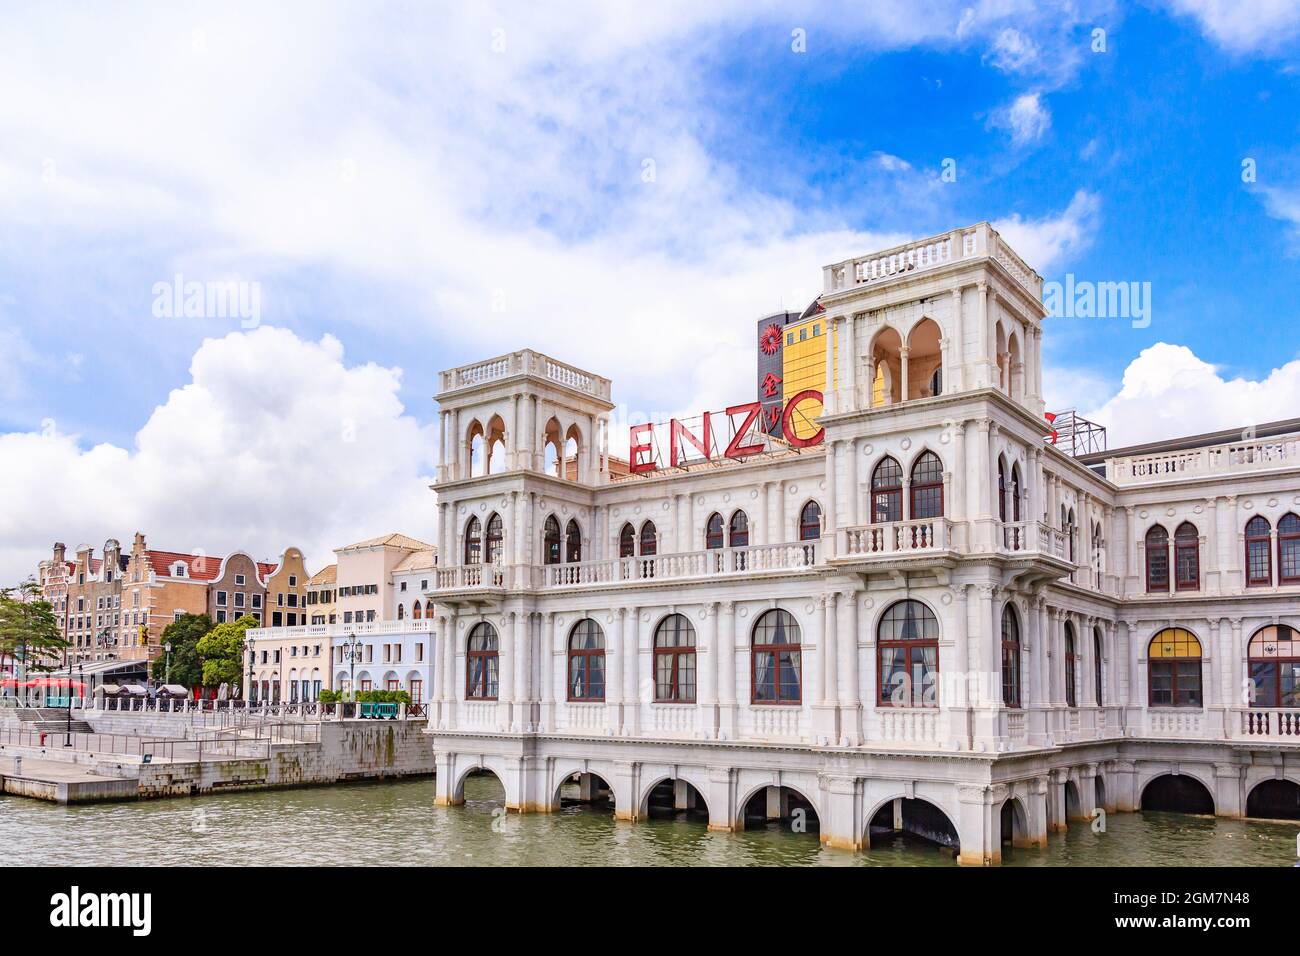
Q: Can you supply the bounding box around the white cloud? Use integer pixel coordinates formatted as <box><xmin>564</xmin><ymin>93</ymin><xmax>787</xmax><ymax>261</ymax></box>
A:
<box><xmin>1260</xmin><ymin>186</ymin><xmax>1300</xmax><ymax>246</ymax></box>
<box><xmin>0</xmin><ymin>327</ymin><xmax>437</xmax><ymax>582</ymax></box>
<box><xmin>1081</xmin><ymin>342</ymin><xmax>1300</xmax><ymax>446</ymax></box>
<box><xmin>992</xmin><ymin>91</ymin><xmax>1053</xmax><ymax>146</ymax></box>
<box><xmin>994</xmin><ymin>190</ymin><xmax>1102</xmax><ymax>274</ymax></box>
<box><xmin>987</xmin><ymin>27</ymin><xmax>1041</xmax><ymax>72</ymax></box>
<box><xmin>1166</xmin><ymin>0</ymin><xmax>1300</xmax><ymax>54</ymax></box>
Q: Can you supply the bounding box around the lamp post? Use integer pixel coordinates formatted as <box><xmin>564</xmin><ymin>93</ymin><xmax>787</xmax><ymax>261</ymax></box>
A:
<box><xmin>164</xmin><ymin>641</ymin><xmax>172</xmax><ymax>686</ymax></box>
<box><xmin>247</xmin><ymin>645</ymin><xmax>257</xmax><ymax>709</ymax></box>
<box><xmin>343</xmin><ymin>632</ymin><xmax>361</xmax><ymax>711</ymax></box>
<box><xmin>64</xmin><ymin>667</ymin><xmax>73</xmax><ymax>745</ymax></box>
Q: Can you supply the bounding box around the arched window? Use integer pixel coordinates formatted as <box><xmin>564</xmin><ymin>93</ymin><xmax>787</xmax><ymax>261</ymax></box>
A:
<box><xmin>705</xmin><ymin>513</ymin><xmax>724</xmax><ymax>550</ymax></box>
<box><xmin>397</xmin><ymin>604</ymin><xmax>405</xmax><ymax>620</ymax></box>
<box><xmin>1247</xmin><ymin>624</ymin><xmax>1300</xmax><ymax>708</ymax></box>
<box><xmin>871</xmin><ymin>457</ymin><xmax>903</xmax><ymax>523</ymax></box>
<box><xmin>1064</xmin><ymin>622</ymin><xmax>1078</xmax><ymax>708</ymax></box>
<box><xmin>639</xmin><ymin>520</ymin><xmax>658</xmax><ymax>557</ymax></box>
<box><xmin>565</xmin><ymin>519</ymin><xmax>582</xmax><ymax>563</ymax></box>
<box><xmin>567</xmin><ymin>619</ymin><xmax>605</xmax><ymax>702</ymax></box>
<box><xmin>464</xmin><ymin>516</ymin><xmax>482</xmax><ymax>565</ymax></box>
<box><xmin>909</xmin><ymin>451</ymin><xmax>944</xmax><ymax>519</ymax></box>
<box><xmin>466</xmin><ymin>623</ymin><xmax>499</xmax><ymax>700</ymax></box>
<box><xmin>1094</xmin><ymin>627</ymin><xmax>1104</xmax><ymax>706</ymax></box>
<box><xmin>653</xmin><ymin>614</ymin><xmax>697</xmax><ymax>702</ymax></box>
<box><xmin>1278</xmin><ymin>514</ymin><xmax>1300</xmax><ymax>585</ymax></box>
<box><xmin>799</xmin><ymin>501</ymin><xmax>822</xmax><ymax>540</ymax></box>
<box><xmin>619</xmin><ymin>523</ymin><xmax>636</xmax><ymax>558</ymax></box>
<box><xmin>412</xmin><ymin>602</ymin><xmax>422</xmax><ymax>620</ymax></box>
<box><xmin>1174</xmin><ymin>521</ymin><xmax>1199</xmax><ymax>591</ymax></box>
<box><xmin>997</xmin><ymin>457</ymin><xmax>1008</xmax><ymax>523</ymax></box>
<box><xmin>1145</xmin><ymin>525</ymin><xmax>1169</xmax><ymax>593</ymax></box>
<box><xmin>1148</xmin><ymin>627</ymin><xmax>1202</xmax><ymax>708</ymax></box>
<box><xmin>878</xmin><ymin>600</ymin><xmax>939</xmax><ymax>708</ymax></box>
<box><xmin>729</xmin><ymin>510</ymin><xmax>749</xmax><ymax>548</ymax></box>
<box><xmin>424</xmin><ymin>599</ymin><xmax>433</xmax><ymax>617</ymax></box>
<box><xmin>1001</xmin><ymin>604</ymin><xmax>1021</xmax><ymax>707</ymax></box>
<box><xmin>1246</xmin><ymin>516</ymin><xmax>1272</xmax><ymax>587</ymax></box>
<box><xmin>1067</xmin><ymin>508</ymin><xmax>1076</xmax><ymax>563</ymax></box>
<box><xmin>1011</xmin><ymin>464</ymin><xmax>1022</xmax><ymax>521</ymax></box>
<box><xmin>751</xmin><ymin>609</ymin><xmax>802</xmax><ymax>704</ymax></box>
<box><xmin>929</xmin><ymin>367</ymin><xmax>943</xmax><ymax>397</ymax></box>
<box><xmin>485</xmin><ymin>513</ymin><xmax>504</xmax><ymax>564</ymax></box>
<box><xmin>543</xmin><ymin>515</ymin><xmax>561</xmax><ymax>566</ymax></box>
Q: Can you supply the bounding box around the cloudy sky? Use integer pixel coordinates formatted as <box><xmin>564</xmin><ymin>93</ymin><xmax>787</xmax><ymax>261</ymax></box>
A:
<box><xmin>1</xmin><ymin>1</ymin><xmax>1299</xmax><ymax>582</ymax></box>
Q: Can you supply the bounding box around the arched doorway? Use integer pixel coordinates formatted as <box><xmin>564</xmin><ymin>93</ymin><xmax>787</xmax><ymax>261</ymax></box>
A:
<box><xmin>1246</xmin><ymin>779</ymin><xmax>1300</xmax><ymax>820</ymax></box>
<box><xmin>556</xmin><ymin>771</ymin><xmax>615</xmax><ymax>814</ymax></box>
<box><xmin>999</xmin><ymin>798</ymin><xmax>1030</xmax><ymax>854</ymax></box>
<box><xmin>1140</xmin><ymin>774</ymin><xmax>1214</xmax><ymax>815</ymax></box>
<box><xmin>868</xmin><ymin>797</ymin><xmax>959</xmax><ymax>856</ymax></box>
<box><xmin>741</xmin><ymin>786</ymin><xmax>819</xmax><ymax>837</ymax></box>
<box><xmin>644</xmin><ymin>778</ymin><xmax>709</xmax><ymax>822</ymax></box>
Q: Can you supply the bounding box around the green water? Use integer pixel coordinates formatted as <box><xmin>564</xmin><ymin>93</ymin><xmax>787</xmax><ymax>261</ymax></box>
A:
<box><xmin>4</xmin><ymin>776</ymin><xmax>1297</xmax><ymax>867</ymax></box>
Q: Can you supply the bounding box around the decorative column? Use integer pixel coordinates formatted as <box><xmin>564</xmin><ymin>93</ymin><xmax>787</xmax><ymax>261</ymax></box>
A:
<box><xmin>824</xmin><ymin>320</ymin><xmax>837</xmax><ymax>414</ymax></box>
<box><xmin>838</xmin><ymin>589</ymin><xmax>861</xmax><ymax>745</ymax></box>
<box><xmin>623</xmin><ymin>605</ymin><xmax>641</xmax><ymax>736</ymax></box>
<box><xmin>1230</xmin><ymin>618</ymin><xmax>1244</xmax><ymax>709</ymax></box>
<box><xmin>537</xmin><ymin>613</ymin><xmax>554</xmax><ymax>731</ymax></box>
<box><xmin>845</xmin><ymin>439</ymin><xmax>859</xmax><ymax>527</ymax></box>
<box><xmin>698</xmin><ymin>602</ymin><xmax>718</xmax><ymax>738</ymax></box>
<box><xmin>607</xmin><ymin>608</ymin><xmax>624</xmax><ymax>734</ymax></box>
<box><xmin>950</xmin><ymin>286</ymin><xmax>965</xmax><ymax>390</ymax></box>
<box><xmin>977</xmin><ymin>282</ymin><xmax>991</xmax><ymax>387</ymax></box>
<box><xmin>824</xmin><ymin>441</ymin><xmax>840</xmax><ymax>557</ymax></box>
<box><xmin>718</xmin><ymin>602</ymin><xmax>737</xmax><ymax>740</ymax></box>
<box><xmin>899</xmin><ymin>343</ymin><xmax>911</xmax><ymax>403</ymax></box>
<box><xmin>812</xmin><ymin>593</ymin><xmax>838</xmax><ymax>743</ymax></box>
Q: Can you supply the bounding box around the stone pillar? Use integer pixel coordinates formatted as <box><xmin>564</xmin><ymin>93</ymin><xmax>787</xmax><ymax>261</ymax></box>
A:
<box><xmin>950</xmin><ymin>286</ymin><xmax>965</xmax><ymax>390</ymax></box>
<box><xmin>623</xmin><ymin>605</ymin><xmax>641</xmax><ymax>736</ymax></box>
<box><xmin>838</xmin><ymin>589</ymin><xmax>861</xmax><ymax>746</ymax></box>
<box><xmin>512</xmin><ymin>610</ymin><xmax>529</xmax><ymax>730</ymax></box>
<box><xmin>899</xmin><ymin>343</ymin><xmax>910</xmax><ymax>403</ymax></box>
<box><xmin>1047</xmin><ymin>768</ymin><xmax>1068</xmax><ymax>832</ymax></box>
<box><xmin>706</xmin><ymin>767</ymin><xmax>738</xmax><ymax>833</ymax></box>
<box><xmin>845</xmin><ymin>439</ymin><xmax>859</xmax><ymax>527</ymax></box>
<box><xmin>824</xmin><ymin>319</ymin><xmax>837</xmax><ymax>414</ymax></box>
<box><xmin>821</xmin><ymin>776</ymin><xmax>862</xmax><ymax>851</ymax></box>
<box><xmin>1214</xmin><ymin>762</ymin><xmax>1244</xmax><ymax>818</ymax></box>
<box><xmin>1075</xmin><ymin>765</ymin><xmax>1098</xmax><ymax>822</ymax></box>
<box><xmin>1230</xmin><ymin>617</ymin><xmax>1245</xmax><ymax>708</ymax></box>
<box><xmin>977</xmin><ymin>282</ymin><xmax>991</xmax><ymax>387</ymax></box>
<box><xmin>824</xmin><ymin>441</ymin><xmax>840</xmax><ymax>557</ymax></box>
<box><xmin>718</xmin><ymin>602</ymin><xmax>737</xmax><ymax>740</ymax></box>
<box><xmin>956</xmin><ymin>784</ymin><xmax>1000</xmax><ymax>866</ymax></box>
<box><xmin>540</xmin><ymin>612</ymin><xmax>556</xmax><ymax>732</ymax></box>
<box><xmin>607</xmin><ymin>608</ymin><xmax>625</xmax><ymax>733</ymax></box>
<box><xmin>1111</xmin><ymin>760</ymin><xmax>1138</xmax><ymax>812</ymax></box>
<box><xmin>1023</xmin><ymin>777</ymin><xmax>1049</xmax><ymax>848</ymax></box>
<box><xmin>812</xmin><ymin>593</ymin><xmax>838</xmax><ymax>742</ymax></box>
<box><xmin>698</xmin><ymin>601</ymin><xmax>718</xmax><ymax>739</ymax></box>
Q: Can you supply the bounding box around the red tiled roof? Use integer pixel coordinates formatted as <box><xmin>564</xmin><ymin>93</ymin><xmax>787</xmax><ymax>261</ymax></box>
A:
<box><xmin>144</xmin><ymin>550</ymin><xmax>224</xmax><ymax>582</ymax></box>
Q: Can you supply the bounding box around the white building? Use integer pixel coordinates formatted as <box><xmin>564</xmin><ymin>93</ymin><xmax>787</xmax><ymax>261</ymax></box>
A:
<box><xmin>246</xmin><ymin>534</ymin><xmax>437</xmax><ymax>705</ymax></box>
<box><xmin>423</xmin><ymin>222</ymin><xmax>1300</xmax><ymax>864</ymax></box>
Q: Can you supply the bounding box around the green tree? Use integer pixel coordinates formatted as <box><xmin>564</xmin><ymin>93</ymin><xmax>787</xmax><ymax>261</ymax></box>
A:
<box><xmin>0</xmin><ymin>583</ymin><xmax>69</xmax><ymax>693</ymax></box>
<box><xmin>196</xmin><ymin>614</ymin><xmax>258</xmax><ymax>688</ymax></box>
<box><xmin>149</xmin><ymin>613</ymin><xmax>212</xmax><ymax>687</ymax></box>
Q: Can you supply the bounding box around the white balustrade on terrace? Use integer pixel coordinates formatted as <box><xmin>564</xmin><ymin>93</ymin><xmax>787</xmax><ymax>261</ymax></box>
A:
<box><xmin>1239</xmin><ymin>708</ymin><xmax>1300</xmax><ymax>739</ymax></box>
<box><xmin>438</xmin><ymin>349</ymin><xmax>612</xmax><ymax>401</ymax></box>
<box><xmin>839</xmin><ymin>518</ymin><xmax>952</xmax><ymax>557</ymax></box>
<box><xmin>822</xmin><ymin>222</ymin><xmax>1043</xmax><ymax>301</ymax></box>
<box><xmin>538</xmin><ymin>542</ymin><xmax>818</xmax><ymax>590</ymax></box>
<box><xmin>998</xmin><ymin>521</ymin><xmax>1068</xmax><ymax>560</ymax></box>
<box><xmin>1106</xmin><ymin>433</ymin><xmax>1300</xmax><ymax>486</ymax></box>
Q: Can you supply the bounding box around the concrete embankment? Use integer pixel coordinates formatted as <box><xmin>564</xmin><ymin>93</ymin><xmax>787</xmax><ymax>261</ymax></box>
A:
<box><xmin>0</xmin><ymin>717</ymin><xmax>435</xmax><ymax>804</ymax></box>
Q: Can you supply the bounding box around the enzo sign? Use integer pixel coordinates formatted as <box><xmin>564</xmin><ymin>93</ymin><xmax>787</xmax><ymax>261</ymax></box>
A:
<box><xmin>630</xmin><ymin>389</ymin><xmax>825</xmax><ymax>475</ymax></box>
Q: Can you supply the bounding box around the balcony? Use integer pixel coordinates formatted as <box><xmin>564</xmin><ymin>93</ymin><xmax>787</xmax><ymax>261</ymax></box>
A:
<box><xmin>1238</xmin><ymin>708</ymin><xmax>1300</xmax><ymax>740</ymax></box>
<box><xmin>432</xmin><ymin>542</ymin><xmax>820</xmax><ymax>600</ymax></box>
<box><xmin>1106</xmin><ymin>433</ymin><xmax>1299</xmax><ymax>486</ymax></box>
<box><xmin>822</xmin><ymin>222</ymin><xmax>1043</xmax><ymax>302</ymax></box>
<box><xmin>837</xmin><ymin>517</ymin><xmax>953</xmax><ymax>559</ymax></box>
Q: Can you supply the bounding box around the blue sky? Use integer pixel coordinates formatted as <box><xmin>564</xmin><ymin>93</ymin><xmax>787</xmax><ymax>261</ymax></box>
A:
<box><xmin>1</xmin><ymin>1</ymin><xmax>1299</xmax><ymax>580</ymax></box>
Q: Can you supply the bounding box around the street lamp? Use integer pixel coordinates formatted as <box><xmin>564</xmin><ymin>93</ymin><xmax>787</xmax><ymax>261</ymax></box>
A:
<box><xmin>343</xmin><ymin>632</ymin><xmax>362</xmax><ymax>702</ymax></box>
<box><xmin>247</xmin><ymin>644</ymin><xmax>257</xmax><ymax>708</ymax></box>
<box><xmin>164</xmin><ymin>641</ymin><xmax>172</xmax><ymax>685</ymax></box>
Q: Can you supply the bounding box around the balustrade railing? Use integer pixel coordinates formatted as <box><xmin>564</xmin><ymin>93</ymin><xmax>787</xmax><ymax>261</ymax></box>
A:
<box><xmin>1240</xmin><ymin>708</ymin><xmax>1300</xmax><ymax>738</ymax></box>
<box><xmin>841</xmin><ymin>518</ymin><xmax>951</xmax><ymax>557</ymax></box>
<box><xmin>1107</xmin><ymin>433</ymin><xmax>1300</xmax><ymax>486</ymax></box>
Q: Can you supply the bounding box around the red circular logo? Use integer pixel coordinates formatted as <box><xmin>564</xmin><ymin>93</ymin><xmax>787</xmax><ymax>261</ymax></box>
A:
<box><xmin>759</xmin><ymin>323</ymin><xmax>782</xmax><ymax>355</ymax></box>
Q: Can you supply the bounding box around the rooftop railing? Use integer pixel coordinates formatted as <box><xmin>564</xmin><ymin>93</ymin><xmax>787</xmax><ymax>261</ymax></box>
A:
<box><xmin>822</xmin><ymin>222</ymin><xmax>1043</xmax><ymax>301</ymax></box>
<box><xmin>438</xmin><ymin>349</ymin><xmax>612</xmax><ymax>401</ymax></box>
<box><xmin>1106</xmin><ymin>433</ymin><xmax>1300</xmax><ymax>486</ymax></box>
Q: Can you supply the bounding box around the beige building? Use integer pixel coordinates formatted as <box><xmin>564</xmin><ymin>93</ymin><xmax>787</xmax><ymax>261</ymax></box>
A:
<box><xmin>264</xmin><ymin>546</ymin><xmax>310</xmax><ymax>628</ymax></box>
<box><xmin>306</xmin><ymin>564</ymin><xmax>337</xmax><ymax>625</ymax></box>
<box><xmin>335</xmin><ymin>534</ymin><xmax>434</xmax><ymax>625</ymax></box>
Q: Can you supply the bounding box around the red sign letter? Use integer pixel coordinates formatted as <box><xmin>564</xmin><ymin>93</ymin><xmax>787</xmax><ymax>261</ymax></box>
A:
<box><xmin>629</xmin><ymin>423</ymin><xmax>656</xmax><ymax>473</ymax></box>
<box><xmin>724</xmin><ymin>403</ymin><xmax>765</xmax><ymax>459</ymax></box>
<box><xmin>670</xmin><ymin>413</ymin><xmax>712</xmax><ymax>468</ymax></box>
<box><xmin>781</xmin><ymin>390</ymin><xmax>825</xmax><ymax>448</ymax></box>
